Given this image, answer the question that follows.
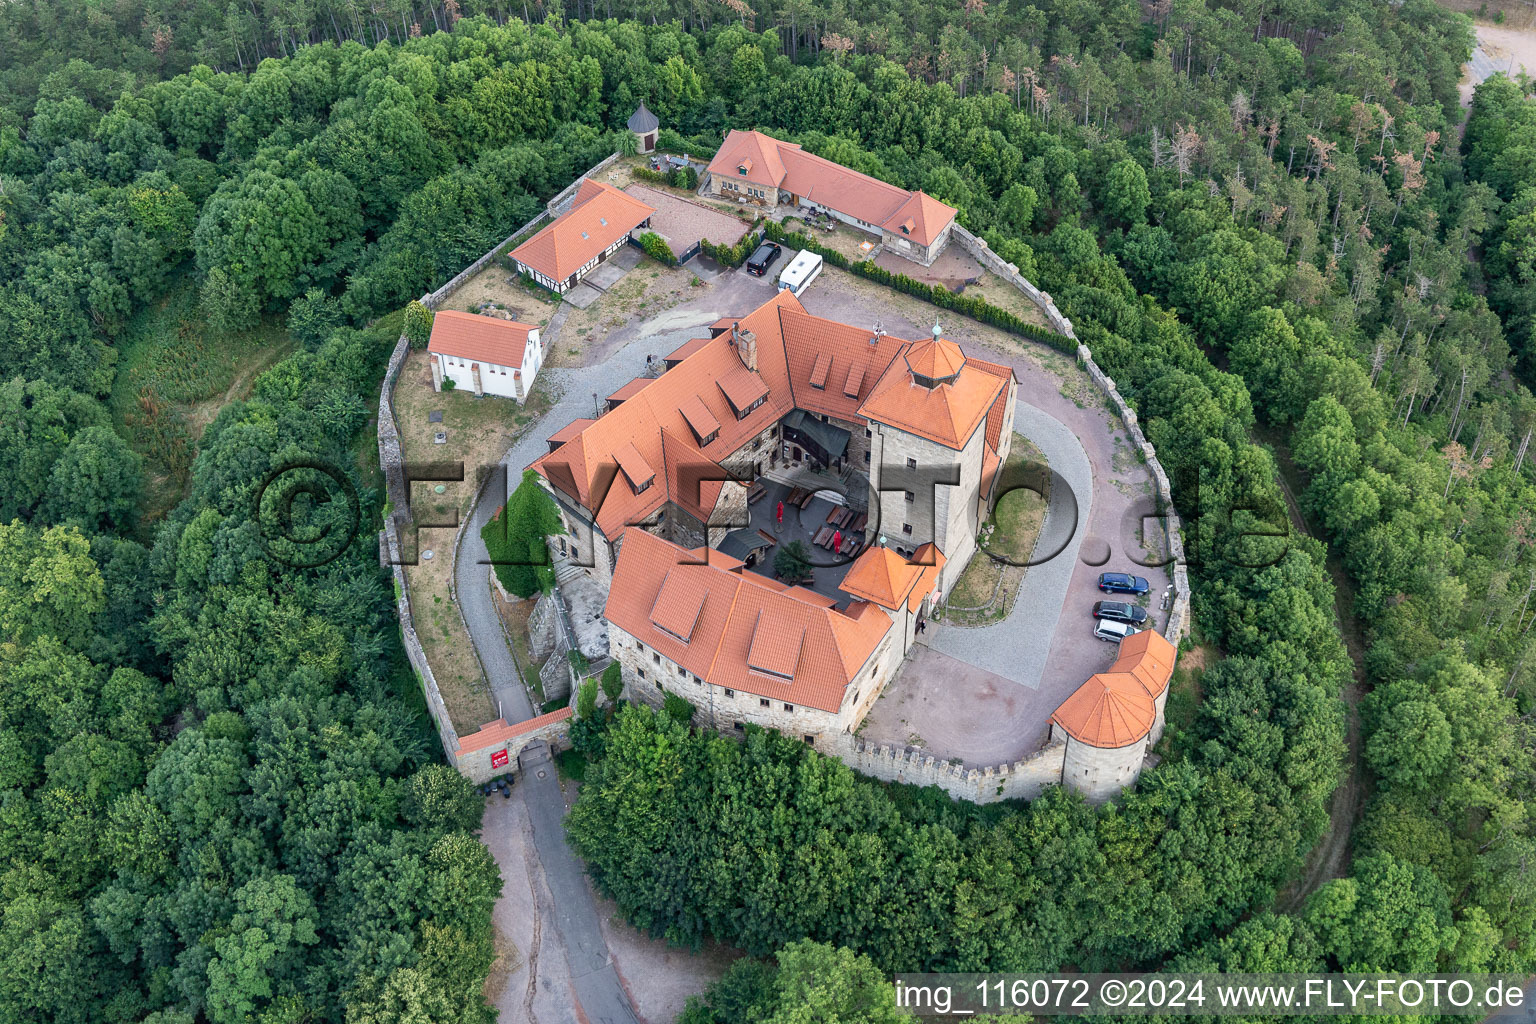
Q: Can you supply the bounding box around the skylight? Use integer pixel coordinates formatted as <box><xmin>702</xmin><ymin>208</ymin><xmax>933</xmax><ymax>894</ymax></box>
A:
<box><xmin>580</xmin><ymin>230</ymin><xmax>589</xmax><ymax>239</ymax></box>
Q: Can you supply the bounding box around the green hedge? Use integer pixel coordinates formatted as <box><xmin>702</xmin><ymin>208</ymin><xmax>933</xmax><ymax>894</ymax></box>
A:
<box><xmin>761</xmin><ymin>220</ymin><xmax>1076</xmax><ymax>354</ymax></box>
<box><xmin>701</xmin><ymin>218</ymin><xmax>764</xmax><ymax>267</ymax></box>
<box><xmin>637</xmin><ymin>231</ymin><xmax>677</xmax><ymax>266</ymax></box>
<box><xmin>633</xmin><ymin>164</ymin><xmax>701</xmax><ymax>190</ymax></box>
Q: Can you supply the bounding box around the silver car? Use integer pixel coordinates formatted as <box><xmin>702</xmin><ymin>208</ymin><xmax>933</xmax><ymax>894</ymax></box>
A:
<box><xmin>1093</xmin><ymin>619</ymin><xmax>1138</xmax><ymax>643</ymax></box>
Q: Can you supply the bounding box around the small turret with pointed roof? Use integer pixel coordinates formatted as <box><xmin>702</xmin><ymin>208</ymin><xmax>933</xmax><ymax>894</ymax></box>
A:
<box><xmin>628</xmin><ymin>102</ymin><xmax>659</xmax><ymax>153</ymax></box>
<box><xmin>902</xmin><ymin>324</ymin><xmax>967</xmax><ymax>388</ymax></box>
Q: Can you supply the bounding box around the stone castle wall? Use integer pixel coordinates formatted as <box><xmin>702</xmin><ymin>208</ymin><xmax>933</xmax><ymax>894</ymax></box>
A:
<box><xmin>379</xmin><ymin>156</ymin><xmax>619</xmax><ymax>780</ymax></box>
<box><xmin>831</xmin><ymin>732</ymin><xmax>1068</xmax><ymax>803</ymax></box>
<box><xmin>951</xmin><ymin>224</ymin><xmax>1192</xmax><ymax>647</ymax></box>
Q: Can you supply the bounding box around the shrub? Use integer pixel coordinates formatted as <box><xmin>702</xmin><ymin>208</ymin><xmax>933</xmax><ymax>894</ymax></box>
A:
<box><xmin>404</xmin><ymin>299</ymin><xmax>433</xmax><ymax>349</ymax></box>
<box><xmin>701</xmin><ymin>220</ymin><xmax>763</xmax><ymax>268</ymax></box>
<box><xmin>638</xmin><ymin>231</ymin><xmax>677</xmax><ymax>266</ymax></box>
<box><xmin>632</xmin><ymin>167</ymin><xmax>671</xmax><ymax>187</ymax></box>
<box><xmin>600</xmin><ymin>662</ymin><xmax>624</xmax><ymax>702</ymax></box>
<box><xmin>663</xmin><ymin>692</ymin><xmax>696</xmax><ymax>725</ymax></box>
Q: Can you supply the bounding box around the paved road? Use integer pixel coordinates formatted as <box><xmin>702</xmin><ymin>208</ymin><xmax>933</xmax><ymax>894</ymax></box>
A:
<box><xmin>518</xmin><ymin>742</ymin><xmax>640</xmax><ymax>1024</ymax></box>
<box><xmin>928</xmin><ymin>402</ymin><xmax>1093</xmax><ymax>685</ymax></box>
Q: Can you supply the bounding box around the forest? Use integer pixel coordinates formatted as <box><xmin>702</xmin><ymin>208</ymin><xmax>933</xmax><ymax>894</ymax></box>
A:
<box><xmin>1</xmin><ymin>0</ymin><xmax>1535</xmax><ymax>1018</ymax></box>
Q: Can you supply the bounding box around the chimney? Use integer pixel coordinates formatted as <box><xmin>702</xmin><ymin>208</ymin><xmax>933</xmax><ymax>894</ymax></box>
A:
<box><xmin>732</xmin><ymin>321</ymin><xmax>758</xmax><ymax>372</ymax></box>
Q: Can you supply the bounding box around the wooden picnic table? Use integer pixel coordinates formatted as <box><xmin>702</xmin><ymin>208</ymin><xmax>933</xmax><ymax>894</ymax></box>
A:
<box><xmin>851</xmin><ymin>513</ymin><xmax>867</xmax><ymax>532</ymax></box>
<box><xmin>813</xmin><ymin>526</ymin><xmax>834</xmax><ymax>548</ymax></box>
<box><xmin>747</xmin><ymin>481</ymin><xmax>768</xmax><ymax>504</ymax></box>
<box><xmin>798</xmin><ymin>491</ymin><xmax>815</xmax><ymax>509</ymax></box>
<box><xmin>825</xmin><ymin>506</ymin><xmax>841</xmax><ymax>525</ymax></box>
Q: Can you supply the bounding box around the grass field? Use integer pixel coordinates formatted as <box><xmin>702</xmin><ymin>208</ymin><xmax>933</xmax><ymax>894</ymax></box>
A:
<box><xmin>944</xmin><ymin>439</ymin><xmax>1046</xmax><ymax>626</ymax></box>
<box><xmin>110</xmin><ymin>276</ymin><xmax>295</xmax><ymax>530</ymax></box>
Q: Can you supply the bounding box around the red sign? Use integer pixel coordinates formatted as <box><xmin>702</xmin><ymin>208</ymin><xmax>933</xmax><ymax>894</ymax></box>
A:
<box><xmin>491</xmin><ymin>749</ymin><xmax>509</xmax><ymax>769</ymax></box>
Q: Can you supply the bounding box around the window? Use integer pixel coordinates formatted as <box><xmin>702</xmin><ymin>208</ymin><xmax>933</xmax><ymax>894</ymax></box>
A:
<box><xmin>638</xmin><ymin>667</ymin><xmax>646</xmax><ymax>679</ymax></box>
<box><xmin>752</xmin><ymin>439</ymin><xmax>761</xmax><ymax>450</ymax></box>
<box><xmin>724</xmin><ymin>688</ymin><xmax>734</xmax><ymax>697</ymax></box>
<box><xmin>906</xmin><ymin>457</ymin><xmax>918</xmax><ymax>469</ymax></box>
<box><xmin>738</xmin><ymin>167</ymin><xmax>747</xmax><ymax>176</ymax></box>
<box><xmin>759</xmin><ymin>698</ymin><xmax>770</xmax><ymax>708</ymax></box>
<box><xmin>904</xmin><ymin>490</ymin><xmax>915</xmax><ymax>503</ymax></box>
<box><xmin>734</xmin><ymin>722</ymin><xmax>745</xmax><ymax>731</ymax></box>
<box><xmin>803</xmin><ymin>735</ymin><xmax>815</xmax><ymax>744</ymax></box>
<box><xmin>652</xmin><ymin>653</ymin><xmax>660</xmax><ymax>665</ymax></box>
<box><xmin>902</xmin><ymin>524</ymin><xmax>913</xmax><ymax>535</ymax></box>
<box><xmin>783</xmin><ymin>703</ymin><xmax>794</xmax><ymax>712</ymax></box>
<box><xmin>864</xmin><ymin>451</ymin><xmax>871</xmax><ymax>463</ymax></box>
<box><xmin>865</xmin><ymin>428</ymin><xmax>872</xmax><ymax>438</ymax></box>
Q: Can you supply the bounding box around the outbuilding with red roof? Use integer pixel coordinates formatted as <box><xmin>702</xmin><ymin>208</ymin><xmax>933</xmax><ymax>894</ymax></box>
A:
<box><xmin>428</xmin><ymin>309</ymin><xmax>544</xmax><ymax>402</ymax></box>
<box><xmin>705</xmin><ymin>129</ymin><xmax>959</xmax><ymax>265</ymax></box>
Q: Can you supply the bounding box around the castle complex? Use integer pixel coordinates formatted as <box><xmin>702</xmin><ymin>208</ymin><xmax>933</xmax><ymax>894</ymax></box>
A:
<box><xmin>529</xmin><ymin>289</ymin><xmax>1016</xmax><ymax>745</ymax></box>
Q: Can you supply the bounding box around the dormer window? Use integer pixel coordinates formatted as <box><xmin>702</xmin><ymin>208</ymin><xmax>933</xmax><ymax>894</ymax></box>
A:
<box><xmin>738</xmin><ymin>167</ymin><xmax>747</xmax><ymax>176</ymax></box>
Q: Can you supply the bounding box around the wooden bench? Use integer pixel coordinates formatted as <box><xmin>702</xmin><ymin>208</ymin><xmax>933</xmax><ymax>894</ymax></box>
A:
<box><xmin>747</xmin><ymin>481</ymin><xmax>768</xmax><ymax>504</ymax></box>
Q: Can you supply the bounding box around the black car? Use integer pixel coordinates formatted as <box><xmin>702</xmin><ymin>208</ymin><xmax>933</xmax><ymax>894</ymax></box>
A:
<box><xmin>1093</xmin><ymin>600</ymin><xmax>1148</xmax><ymax>626</ymax></box>
<box><xmin>1097</xmin><ymin>571</ymin><xmax>1150</xmax><ymax>595</ymax></box>
<box><xmin>745</xmin><ymin>241</ymin><xmax>782</xmax><ymax>276</ymax></box>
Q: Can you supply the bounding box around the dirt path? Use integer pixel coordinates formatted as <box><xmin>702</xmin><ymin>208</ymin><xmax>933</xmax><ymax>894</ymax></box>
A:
<box><xmin>1261</xmin><ymin>431</ymin><xmax>1370</xmax><ymax>913</ymax></box>
<box><xmin>1460</xmin><ymin>22</ymin><xmax>1536</xmax><ymax>107</ymax></box>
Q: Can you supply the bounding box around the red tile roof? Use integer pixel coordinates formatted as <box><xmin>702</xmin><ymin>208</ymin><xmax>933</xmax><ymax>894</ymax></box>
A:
<box><xmin>706</xmin><ymin>130</ymin><xmax>957</xmax><ymax>247</ymax></box>
<box><xmin>608</xmin><ymin>378</ymin><xmax>652</xmax><ymax>404</ymax></box>
<box><xmin>427</xmin><ymin>310</ymin><xmax>537</xmax><ymax>367</ymax></box>
<box><xmin>1050</xmin><ymin>630</ymin><xmax>1177</xmax><ymax>748</ymax></box>
<box><xmin>510</xmin><ymin>179</ymin><xmax>654</xmax><ymax>283</ymax></box>
<box><xmin>530</xmin><ymin>291</ymin><xmax>1015</xmax><ymax>534</ymax></box>
<box><xmin>858</xmin><ymin>335</ymin><xmax>1006</xmax><ymax>450</ymax></box>
<box><xmin>457</xmin><ymin>706</ymin><xmax>574</xmax><ymax>754</ymax></box>
<box><xmin>839</xmin><ymin>546</ymin><xmax>923</xmax><ymax>609</ymax></box>
<box><xmin>604</xmin><ymin>528</ymin><xmax>895</xmax><ymax>711</ymax></box>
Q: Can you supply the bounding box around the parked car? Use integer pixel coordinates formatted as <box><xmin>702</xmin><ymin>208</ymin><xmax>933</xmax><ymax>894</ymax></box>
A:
<box><xmin>745</xmin><ymin>241</ymin><xmax>782</xmax><ymax>276</ymax></box>
<box><xmin>1094</xmin><ymin>619</ymin><xmax>1139</xmax><ymax>643</ymax></box>
<box><xmin>1098</xmin><ymin>571</ymin><xmax>1151</xmax><ymax>595</ymax></box>
<box><xmin>1093</xmin><ymin>600</ymin><xmax>1148</xmax><ymax>626</ymax></box>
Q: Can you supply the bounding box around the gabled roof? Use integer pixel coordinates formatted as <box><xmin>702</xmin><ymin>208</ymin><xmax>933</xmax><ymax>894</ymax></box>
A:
<box><xmin>530</xmin><ymin>290</ymin><xmax>803</xmax><ymax>538</ymax></box>
<box><xmin>651</xmin><ymin>568</ymin><xmax>709</xmax><ymax>642</ymax></box>
<box><xmin>705</xmin><ymin>130</ymin><xmax>957</xmax><ymax>246</ymax></box>
<box><xmin>1050</xmin><ymin>629</ymin><xmax>1178</xmax><ymax>748</ymax></box>
<box><xmin>604</xmin><ymin>528</ymin><xmax>894</xmax><ymax>711</ymax></box>
<box><xmin>427</xmin><ymin>310</ymin><xmax>537</xmax><ymax>367</ymax></box>
<box><xmin>531</xmin><ymin>291</ymin><xmax>1013</xmax><ymax>532</ymax></box>
<box><xmin>883</xmin><ymin>191</ymin><xmax>958</xmax><ymax>248</ymax></box>
<box><xmin>510</xmin><ymin>180</ymin><xmax>654</xmax><ymax>283</ymax></box>
<box><xmin>608</xmin><ymin>378</ymin><xmax>652</xmax><ymax>405</ymax></box>
<box><xmin>627</xmin><ymin>102</ymin><xmax>659</xmax><ymax>134</ymax></box>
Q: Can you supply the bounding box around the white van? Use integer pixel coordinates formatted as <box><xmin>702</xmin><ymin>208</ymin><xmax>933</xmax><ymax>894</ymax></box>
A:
<box><xmin>777</xmin><ymin>250</ymin><xmax>823</xmax><ymax>296</ymax></box>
